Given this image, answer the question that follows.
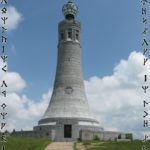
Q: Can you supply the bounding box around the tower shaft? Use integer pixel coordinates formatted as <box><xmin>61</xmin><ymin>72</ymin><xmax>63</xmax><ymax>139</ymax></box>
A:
<box><xmin>42</xmin><ymin>20</ymin><xmax>93</xmax><ymax>120</ymax></box>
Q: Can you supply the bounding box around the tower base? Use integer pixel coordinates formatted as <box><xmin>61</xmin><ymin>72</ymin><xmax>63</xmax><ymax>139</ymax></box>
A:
<box><xmin>34</xmin><ymin>117</ymin><xmax>103</xmax><ymax>141</ymax></box>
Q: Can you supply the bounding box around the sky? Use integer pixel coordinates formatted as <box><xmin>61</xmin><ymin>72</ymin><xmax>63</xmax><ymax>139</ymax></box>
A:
<box><xmin>0</xmin><ymin>0</ymin><xmax>150</xmax><ymax>139</ymax></box>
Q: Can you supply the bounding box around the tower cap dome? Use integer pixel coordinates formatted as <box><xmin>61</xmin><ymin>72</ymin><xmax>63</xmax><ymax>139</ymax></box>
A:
<box><xmin>62</xmin><ymin>0</ymin><xmax>78</xmax><ymax>19</ymax></box>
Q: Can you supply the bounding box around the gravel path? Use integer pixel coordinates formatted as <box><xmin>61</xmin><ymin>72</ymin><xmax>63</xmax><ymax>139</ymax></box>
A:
<box><xmin>44</xmin><ymin>142</ymin><xmax>74</xmax><ymax>150</ymax></box>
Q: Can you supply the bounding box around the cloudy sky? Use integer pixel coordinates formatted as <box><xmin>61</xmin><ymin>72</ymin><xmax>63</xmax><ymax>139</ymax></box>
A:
<box><xmin>0</xmin><ymin>0</ymin><xmax>150</xmax><ymax>139</ymax></box>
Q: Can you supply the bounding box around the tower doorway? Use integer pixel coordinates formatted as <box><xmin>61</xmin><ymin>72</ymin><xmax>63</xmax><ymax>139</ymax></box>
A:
<box><xmin>64</xmin><ymin>125</ymin><xmax>72</xmax><ymax>138</ymax></box>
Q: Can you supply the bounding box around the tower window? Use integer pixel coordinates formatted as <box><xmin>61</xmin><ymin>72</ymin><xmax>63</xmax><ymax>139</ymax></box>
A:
<box><xmin>75</xmin><ymin>30</ymin><xmax>79</xmax><ymax>41</ymax></box>
<box><xmin>60</xmin><ymin>32</ymin><xmax>64</xmax><ymax>40</ymax></box>
<box><xmin>76</xmin><ymin>34</ymin><xmax>79</xmax><ymax>41</ymax></box>
<box><xmin>67</xmin><ymin>28</ymin><xmax>72</xmax><ymax>40</ymax></box>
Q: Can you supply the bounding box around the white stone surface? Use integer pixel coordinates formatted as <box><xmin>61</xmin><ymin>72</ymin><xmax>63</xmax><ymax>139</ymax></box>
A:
<box><xmin>41</xmin><ymin>20</ymin><xmax>97</xmax><ymax>122</ymax></box>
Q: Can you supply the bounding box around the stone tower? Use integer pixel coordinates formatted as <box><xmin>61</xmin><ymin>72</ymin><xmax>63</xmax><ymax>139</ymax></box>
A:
<box><xmin>34</xmin><ymin>0</ymin><xmax>103</xmax><ymax>141</ymax></box>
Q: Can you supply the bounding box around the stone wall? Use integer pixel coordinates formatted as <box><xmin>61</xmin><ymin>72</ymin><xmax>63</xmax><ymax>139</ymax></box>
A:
<box><xmin>80</xmin><ymin>130</ymin><xmax>130</xmax><ymax>141</ymax></box>
<box><xmin>11</xmin><ymin>130</ymin><xmax>53</xmax><ymax>140</ymax></box>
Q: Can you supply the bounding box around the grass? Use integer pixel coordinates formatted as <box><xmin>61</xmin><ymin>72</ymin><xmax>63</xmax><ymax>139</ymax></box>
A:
<box><xmin>74</xmin><ymin>142</ymin><xmax>77</xmax><ymax>150</ymax></box>
<box><xmin>75</xmin><ymin>140</ymin><xmax>150</xmax><ymax>150</ymax></box>
<box><xmin>2</xmin><ymin>136</ymin><xmax>150</xmax><ymax>150</ymax></box>
<box><xmin>0</xmin><ymin>136</ymin><xmax>51</xmax><ymax>150</ymax></box>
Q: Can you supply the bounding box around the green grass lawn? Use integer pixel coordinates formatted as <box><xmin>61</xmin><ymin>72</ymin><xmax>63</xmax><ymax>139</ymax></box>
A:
<box><xmin>76</xmin><ymin>140</ymin><xmax>150</xmax><ymax>150</ymax></box>
<box><xmin>0</xmin><ymin>136</ymin><xmax>51</xmax><ymax>150</ymax></box>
